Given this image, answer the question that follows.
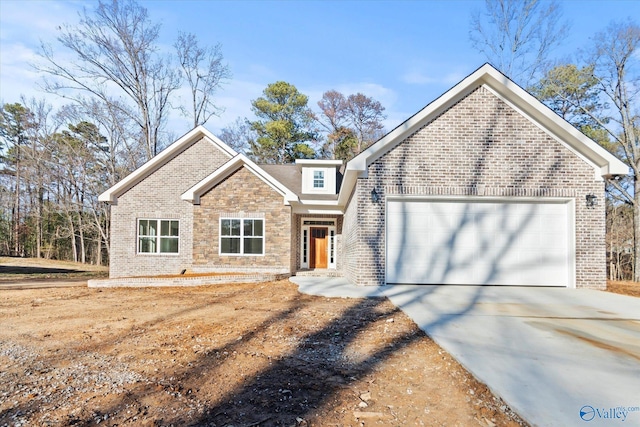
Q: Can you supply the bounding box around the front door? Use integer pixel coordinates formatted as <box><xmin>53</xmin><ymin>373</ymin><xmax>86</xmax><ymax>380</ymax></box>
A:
<box><xmin>310</xmin><ymin>227</ymin><xmax>328</xmax><ymax>268</ymax></box>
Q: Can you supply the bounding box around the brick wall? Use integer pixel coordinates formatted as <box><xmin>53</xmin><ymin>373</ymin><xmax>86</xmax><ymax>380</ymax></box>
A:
<box><xmin>341</xmin><ymin>187</ymin><xmax>360</xmax><ymax>284</ymax></box>
<box><xmin>351</xmin><ymin>86</ymin><xmax>606</xmax><ymax>289</ymax></box>
<box><xmin>109</xmin><ymin>137</ymin><xmax>231</xmax><ymax>278</ymax></box>
<box><xmin>192</xmin><ymin>166</ymin><xmax>292</xmax><ymax>273</ymax></box>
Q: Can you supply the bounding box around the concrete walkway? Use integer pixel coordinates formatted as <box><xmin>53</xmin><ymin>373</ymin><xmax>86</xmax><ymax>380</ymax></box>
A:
<box><xmin>291</xmin><ymin>277</ymin><xmax>640</xmax><ymax>427</ymax></box>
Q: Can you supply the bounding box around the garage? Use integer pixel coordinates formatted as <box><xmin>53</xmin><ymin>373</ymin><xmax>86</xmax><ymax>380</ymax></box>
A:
<box><xmin>385</xmin><ymin>198</ymin><xmax>574</xmax><ymax>286</ymax></box>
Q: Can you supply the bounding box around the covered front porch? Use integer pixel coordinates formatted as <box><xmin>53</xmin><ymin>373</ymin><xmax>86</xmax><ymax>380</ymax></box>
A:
<box><xmin>294</xmin><ymin>214</ymin><xmax>343</xmax><ymax>273</ymax></box>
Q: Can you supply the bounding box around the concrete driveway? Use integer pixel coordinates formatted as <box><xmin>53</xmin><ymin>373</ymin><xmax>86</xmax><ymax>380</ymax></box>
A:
<box><xmin>291</xmin><ymin>277</ymin><xmax>640</xmax><ymax>427</ymax></box>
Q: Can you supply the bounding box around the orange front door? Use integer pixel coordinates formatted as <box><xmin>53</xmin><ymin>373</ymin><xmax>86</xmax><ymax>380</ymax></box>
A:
<box><xmin>310</xmin><ymin>227</ymin><xmax>328</xmax><ymax>268</ymax></box>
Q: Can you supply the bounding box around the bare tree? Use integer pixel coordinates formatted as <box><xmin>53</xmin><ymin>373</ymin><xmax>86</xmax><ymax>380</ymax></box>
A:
<box><xmin>175</xmin><ymin>32</ymin><xmax>231</xmax><ymax>128</ymax></box>
<box><xmin>589</xmin><ymin>21</ymin><xmax>640</xmax><ymax>281</ymax></box>
<box><xmin>316</xmin><ymin>91</ymin><xmax>386</xmax><ymax>160</ymax></box>
<box><xmin>345</xmin><ymin>93</ymin><xmax>386</xmax><ymax>154</ymax></box>
<box><xmin>21</xmin><ymin>98</ymin><xmax>58</xmax><ymax>259</ymax></box>
<box><xmin>316</xmin><ymin>90</ymin><xmax>349</xmax><ymax>159</ymax></box>
<box><xmin>533</xmin><ymin>21</ymin><xmax>639</xmax><ymax>280</ymax></box>
<box><xmin>607</xmin><ymin>203</ymin><xmax>634</xmax><ymax>280</ymax></box>
<box><xmin>218</xmin><ymin>117</ymin><xmax>254</xmax><ymax>154</ymax></box>
<box><xmin>470</xmin><ymin>0</ymin><xmax>569</xmax><ymax>85</ymax></box>
<box><xmin>317</xmin><ymin>90</ymin><xmax>348</xmax><ymax>134</ymax></box>
<box><xmin>36</xmin><ymin>0</ymin><xmax>180</xmax><ymax>159</ymax></box>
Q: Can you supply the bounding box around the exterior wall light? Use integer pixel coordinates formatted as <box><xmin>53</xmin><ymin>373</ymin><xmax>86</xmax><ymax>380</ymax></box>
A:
<box><xmin>585</xmin><ymin>194</ymin><xmax>598</xmax><ymax>208</ymax></box>
<box><xmin>371</xmin><ymin>188</ymin><xmax>380</xmax><ymax>203</ymax></box>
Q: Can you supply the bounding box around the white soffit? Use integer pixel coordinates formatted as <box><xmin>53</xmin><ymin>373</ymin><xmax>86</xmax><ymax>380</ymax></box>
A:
<box><xmin>181</xmin><ymin>154</ymin><xmax>298</xmax><ymax>205</ymax></box>
<box><xmin>480</xmin><ymin>70</ymin><xmax>628</xmax><ymax>177</ymax></box>
<box><xmin>344</xmin><ymin>63</ymin><xmax>628</xmax><ymax>180</ymax></box>
<box><xmin>98</xmin><ymin>126</ymin><xmax>237</xmax><ymax>204</ymax></box>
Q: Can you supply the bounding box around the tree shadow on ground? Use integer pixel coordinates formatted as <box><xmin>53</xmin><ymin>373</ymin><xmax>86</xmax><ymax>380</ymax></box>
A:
<box><xmin>1</xmin><ymin>280</ymin><xmax>483</xmax><ymax>426</ymax></box>
<box><xmin>187</xmin><ymin>297</ymin><xmax>405</xmax><ymax>426</ymax></box>
<box><xmin>181</xmin><ymin>281</ymin><xmax>493</xmax><ymax>426</ymax></box>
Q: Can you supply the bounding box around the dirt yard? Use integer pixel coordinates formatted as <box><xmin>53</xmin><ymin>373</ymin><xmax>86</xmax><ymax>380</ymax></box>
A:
<box><xmin>0</xmin><ymin>260</ymin><xmax>528</xmax><ymax>427</ymax></box>
<box><xmin>2</xmin><ymin>260</ymin><xmax>636</xmax><ymax>427</ymax></box>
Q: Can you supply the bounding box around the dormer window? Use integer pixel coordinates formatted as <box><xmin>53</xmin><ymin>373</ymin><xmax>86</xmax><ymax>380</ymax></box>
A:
<box><xmin>313</xmin><ymin>170</ymin><xmax>325</xmax><ymax>188</ymax></box>
<box><xmin>296</xmin><ymin>159</ymin><xmax>343</xmax><ymax>195</ymax></box>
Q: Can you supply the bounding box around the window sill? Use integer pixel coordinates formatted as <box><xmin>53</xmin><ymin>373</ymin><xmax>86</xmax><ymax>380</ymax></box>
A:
<box><xmin>136</xmin><ymin>252</ymin><xmax>181</xmax><ymax>256</ymax></box>
<box><xmin>219</xmin><ymin>253</ymin><xmax>265</xmax><ymax>257</ymax></box>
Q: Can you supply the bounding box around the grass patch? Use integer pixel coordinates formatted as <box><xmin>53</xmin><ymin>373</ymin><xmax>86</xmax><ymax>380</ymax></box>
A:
<box><xmin>0</xmin><ymin>257</ymin><xmax>108</xmax><ymax>282</ymax></box>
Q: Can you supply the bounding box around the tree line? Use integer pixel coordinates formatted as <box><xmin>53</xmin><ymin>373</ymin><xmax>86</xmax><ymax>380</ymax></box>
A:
<box><xmin>0</xmin><ymin>82</ymin><xmax>386</xmax><ymax>263</ymax></box>
<box><xmin>1</xmin><ymin>0</ymin><xmax>638</xmax><ymax>282</ymax></box>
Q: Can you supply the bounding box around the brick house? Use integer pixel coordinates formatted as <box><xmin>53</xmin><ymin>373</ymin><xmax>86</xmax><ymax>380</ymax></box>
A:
<box><xmin>100</xmin><ymin>64</ymin><xmax>627</xmax><ymax>289</ymax></box>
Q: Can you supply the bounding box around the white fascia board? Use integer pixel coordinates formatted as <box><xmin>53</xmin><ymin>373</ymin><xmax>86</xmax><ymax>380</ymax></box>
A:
<box><xmin>343</xmin><ymin>63</ymin><xmax>627</xmax><ymax>183</ymax></box>
<box><xmin>181</xmin><ymin>156</ymin><xmax>244</xmax><ymax>204</ymax></box>
<box><xmin>242</xmin><ymin>160</ymin><xmax>299</xmax><ymax>204</ymax></box>
<box><xmin>337</xmin><ymin>169</ymin><xmax>359</xmax><ymax>207</ymax></box>
<box><xmin>338</xmin><ymin>68</ymin><xmax>482</xmax><ymax>204</ymax></box>
<box><xmin>345</xmin><ymin>65</ymin><xmax>491</xmax><ymax>178</ymax></box>
<box><xmin>197</xmin><ymin>126</ymin><xmax>239</xmax><ymax>157</ymax></box>
<box><xmin>480</xmin><ymin>70</ymin><xmax>629</xmax><ymax>178</ymax></box>
<box><xmin>296</xmin><ymin>199</ymin><xmax>341</xmax><ymax>206</ymax></box>
<box><xmin>182</xmin><ymin>154</ymin><xmax>298</xmax><ymax>205</ymax></box>
<box><xmin>291</xmin><ymin>203</ymin><xmax>344</xmax><ymax>215</ymax></box>
<box><xmin>295</xmin><ymin>159</ymin><xmax>344</xmax><ymax>166</ymax></box>
<box><xmin>99</xmin><ymin>126</ymin><xmax>237</xmax><ymax>203</ymax></box>
<box><xmin>295</xmin><ymin>159</ymin><xmax>344</xmax><ymax>168</ymax></box>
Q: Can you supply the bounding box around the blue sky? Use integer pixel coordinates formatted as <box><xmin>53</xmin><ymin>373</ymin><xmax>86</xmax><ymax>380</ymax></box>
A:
<box><xmin>1</xmin><ymin>0</ymin><xmax>639</xmax><ymax>136</ymax></box>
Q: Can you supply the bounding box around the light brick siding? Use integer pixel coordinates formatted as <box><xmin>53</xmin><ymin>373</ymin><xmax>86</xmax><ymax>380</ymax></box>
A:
<box><xmin>109</xmin><ymin>137</ymin><xmax>231</xmax><ymax>278</ymax></box>
<box><xmin>293</xmin><ymin>214</ymin><xmax>343</xmax><ymax>270</ymax></box>
<box><xmin>191</xmin><ymin>166</ymin><xmax>292</xmax><ymax>273</ymax></box>
<box><xmin>347</xmin><ymin>86</ymin><xmax>606</xmax><ymax>289</ymax></box>
<box><xmin>341</xmin><ymin>188</ymin><xmax>360</xmax><ymax>284</ymax></box>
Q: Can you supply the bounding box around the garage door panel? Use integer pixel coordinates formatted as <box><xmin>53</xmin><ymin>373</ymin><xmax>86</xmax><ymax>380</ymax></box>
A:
<box><xmin>386</xmin><ymin>199</ymin><xmax>572</xmax><ymax>287</ymax></box>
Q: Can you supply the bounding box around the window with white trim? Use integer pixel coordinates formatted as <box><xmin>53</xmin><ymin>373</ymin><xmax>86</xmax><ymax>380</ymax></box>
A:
<box><xmin>138</xmin><ymin>219</ymin><xmax>179</xmax><ymax>254</ymax></box>
<box><xmin>220</xmin><ymin>218</ymin><xmax>264</xmax><ymax>255</ymax></box>
<box><xmin>313</xmin><ymin>170</ymin><xmax>325</xmax><ymax>188</ymax></box>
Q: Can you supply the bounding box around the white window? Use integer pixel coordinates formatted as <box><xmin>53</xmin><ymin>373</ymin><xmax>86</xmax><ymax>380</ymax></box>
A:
<box><xmin>138</xmin><ymin>219</ymin><xmax>179</xmax><ymax>254</ymax></box>
<box><xmin>313</xmin><ymin>170</ymin><xmax>325</xmax><ymax>188</ymax></box>
<box><xmin>220</xmin><ymin>218</ymin><xmax>264</xmax><ymax>255</ymax></box>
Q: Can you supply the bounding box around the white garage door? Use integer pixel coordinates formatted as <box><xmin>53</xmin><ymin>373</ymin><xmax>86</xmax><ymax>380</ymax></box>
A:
<box><xmin>386</xmin><ymin>199</ymin><xmax>573</xmax><ymax>286</ymax></box>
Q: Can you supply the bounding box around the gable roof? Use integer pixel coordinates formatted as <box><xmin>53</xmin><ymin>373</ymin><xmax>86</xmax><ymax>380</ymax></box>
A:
<box><xmin>339</xmin><ymin>63</ymin><xmax>629</xmax><ymax>206</ymax></box>
<box><xmin>99</xmin><ymin>126</ymin><xmax>237</xmax><ymax>204</ymax></box>
<box><xmin>181</xmin><ymin>154</ymin><xmax>298</xmax><ymax>205</ymax></box>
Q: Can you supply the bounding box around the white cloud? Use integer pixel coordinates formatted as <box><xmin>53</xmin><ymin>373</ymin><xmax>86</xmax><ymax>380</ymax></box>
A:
<box><xmin>0</xmin><ymin>1</ymin><xmax>85</xmax><ymax>105</ymax></box>
<box><xmin>0</xmin><ymin>0</ymin><xmax>83</xmax><ymax>43</ymax></box>
<box><xmin>0</xmin><ymin>43</ymin><xmax>48</xmax><ymax>103</ymax></box>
